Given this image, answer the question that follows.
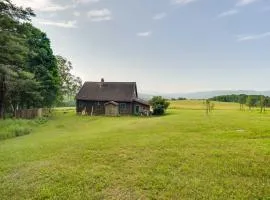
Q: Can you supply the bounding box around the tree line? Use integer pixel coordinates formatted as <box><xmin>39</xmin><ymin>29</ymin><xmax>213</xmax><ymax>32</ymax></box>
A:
<box><xmin>170</xmin><ymin>97</ymin><xmax>187</xmax><ymax>101</ymax></box>
<box><xmin>210</xmin><ymin>94</ymin><xmax>270</xmax><ymax>111</ymax></box>
<box><xmin>0</xmin><ymin>0</ymin><xmax>82</xmax><ymax>118</ymax></box>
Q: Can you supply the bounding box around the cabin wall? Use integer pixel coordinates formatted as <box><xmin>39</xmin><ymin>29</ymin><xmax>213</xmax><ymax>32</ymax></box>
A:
<box><xmin>77</xmin><ymin>100</ymin><xmax>133</xmax><ymax>115</ymax></box>
<box><xmin>105</xmin><ymin>104</ymin><xmax>119</xmax><ymax>116</ymax></box>
<box><xmin>132</xmin><ymin>102</ymin><xmax>150</xmax><ymax>115</ymax></box>
<box><xmin>118</xmin><ymin>102</ymin><xmax>132</xmax><ymax>115</ymax></box>
<box><xmin>76</xmin><ymin>100</ymin><xmax>106</xmax><ymax>115</ymax></box>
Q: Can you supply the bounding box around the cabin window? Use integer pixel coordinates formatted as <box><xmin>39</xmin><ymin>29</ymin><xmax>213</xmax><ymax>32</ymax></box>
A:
<box><xmin>79</xmin><ymin>101</ymin><xmax>86</xmax><ymax>108</ymax></box>
<box><xmin>135</xmin><ymin>105</ymin><xmax>140</xmax><ymax>114</ymax></box>
<box><xmin>96</xmin><ymin>102</ymin><xmax>102</xmax><ymax>109</ymax></box>
<box><xmin>95</xmin><ymin>102</ymin><xmax>103</xmax><ymax>114</ymax></box>
<box><xmin>119</xmin><ymin>103</ymin><xmax>127</xmax><ymax>110</ymax></box>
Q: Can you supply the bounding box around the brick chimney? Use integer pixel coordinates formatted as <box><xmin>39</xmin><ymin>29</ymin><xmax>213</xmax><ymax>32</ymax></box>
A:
<box><xmin>100</xmin><ymin>78</ymin><xmax>104</xmax><ymax>87</ymax></box>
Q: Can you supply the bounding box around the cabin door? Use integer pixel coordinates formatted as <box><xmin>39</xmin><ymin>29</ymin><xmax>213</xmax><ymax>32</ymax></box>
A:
<box><xmin>135</xmin><ymin>105</ymin><xmax>139</xmax><ymax>114</ymax></box>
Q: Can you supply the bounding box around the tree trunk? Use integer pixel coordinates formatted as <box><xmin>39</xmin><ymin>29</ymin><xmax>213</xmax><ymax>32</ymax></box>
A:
<box><xmin>0</xmin><ymin>75</ymin><xmax>5</xmax><ymax>119</ymax></box>
<box><xmin>10</xmin><ymin>103</ymin><xmax>16</xmax><ymax>118</ymax></box>
<box><xmin>0</xmin><ymin>99</ymin><xmax>3</xmax><ymax>119</ymax></box>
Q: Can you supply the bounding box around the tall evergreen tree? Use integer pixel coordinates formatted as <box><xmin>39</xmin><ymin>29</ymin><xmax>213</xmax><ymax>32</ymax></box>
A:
<box><xmin>23</xmin><ymin>23</ymin><xmax>60</xmax><ymax>107</ymax></box>
<box><xmin>0</xmin><ymin>0</ymin><xmax>35</xmax><ymax>118</ymax></box>
<box><xmin>0</xmin><ymin>0</ymin><xmax>61</xmax><ymax>118</ymax></box>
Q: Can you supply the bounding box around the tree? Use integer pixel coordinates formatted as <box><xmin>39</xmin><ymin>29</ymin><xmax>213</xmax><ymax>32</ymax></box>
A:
<box><xmin>56</xmin><ymin>55</ymin><xmax>82</xmax><ymax>103</ymax></box>
<box><xmin>204</xmin><ymin>99</ymin><xmax>215</xmax><ymax>115</ymax></box>
<box><xmin>260</xmin><ymin>95</ymin><xmax>266</xmax><ymax>113</ymax></box>
<box><xmin>0</xmin><ymin>65</ymin><xmax>16</xmax><ymax>118</ymax></box>
<box><xmin>23</xmin><ymin>23</ymin><xmax>60</xmax><ymax>107</ymax></box>
<box><xmin>0</xmin><ymin>1</ymin><xmax>34</xmax><ymax>66</ymax></box>
<box><xmin>0</xmin><ymin>0</ymin><xmax>34</xmax><ymax>118</ymax></box>
<box><xmin>6</xmin><ymin>70</ymin><xmax>41</xmax><ymax>115</ymax></box>
<box><xmin>265</xmin><ymin>97</ymin><xmax>270</xmax><ymax>108</ymax></box>
<box><xmin>209</xmin><ymin>94</ymin><xmax>270</xmax><ymax>111</ymax></box>
<box><xmin>0</xmin><ymin>0</ymin><xmax>34</xmax><ymax>21</ymax></box>
<box><xmin>205</xmin><ymin>99</ymin><xmax>210</xmax><ymax>115</ymax></box>
<box><xmin>149</xmin><ymin>96</ymin><xmax>170</xmax><ymax>115</ymax></box>
<box><xmin>210</xmin><ymin>102</ymin><xmax>215</xmax><ymax>112</ymax></box>
<box><xmin>246</xmin><ymin>95</ymin><xmax>257</xmax><ymax>110</ymax></box>
<box><xmin>239</xmin><ymin>94</ymin><xmax>246</xmax><ymax>111</ymax></box>
<box><xmin>178</xmin><ymin>97</ymin><xmax>187</xmax><ymax>100</ymax></box>
<box><xmin>71</xmin><ymin>76</ymin><xmax>82</xmax><ymax>98</ymax></box>
<box><xmin>1</xmin><ymin>0</ymin><xmax>61</xmax><ymax>118</ymax></box>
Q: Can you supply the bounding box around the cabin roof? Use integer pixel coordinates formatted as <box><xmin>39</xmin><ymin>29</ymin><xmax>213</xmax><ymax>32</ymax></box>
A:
<box><xmin>133</xmin><ymin>98</ymin><xmax>150</xmax><ymax>106</ymax></box>
<box><xmin>76</xmin><ymin>81</ymin><xmax>138</xmax><ymax>102</ymax></box>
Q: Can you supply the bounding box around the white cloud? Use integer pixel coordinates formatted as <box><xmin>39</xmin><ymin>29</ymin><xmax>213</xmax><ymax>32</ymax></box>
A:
<box><xmin>137</xmin><ymin>31</ymin><xmax>152</xmax><ymax>37</ymax></box>
<box><xmin>153</xmin><ymin>13</ymin><xmax>167</xmax><ymax>20</ymax></box>
<box><xmin>47</xmin><ymin>13</ymin><xmax>57</xmax><ymax>18</ymax></box>
<box><xmin>172</xmin><ymin>0</ymin><xmax>197</xmax><ymax>5</ymax></box>
<box><xmin>36</xmin><ymin>19</ymin><xmax>77</xmax><ymax>28</ymax></box>
<box><xmin>42</xmin><ymin>5</ymin><xmax>73</xmax><ymax>12</ymax></box>
<box><xmin>236</xmin><ymin>0</ymin><xmax>259</xmax><ymax>6</ymax></box>
<box><xmin>12</xmin><ymin>0</ymin><xmax>73</xmax><ymax>12</ymax></box>
<box><xmin>87</xmin><ymin>9</ymin><xmax>112</xmax><ymax>22</ymax></box>
<box><xmin>73</xmin><ymin>11</ymin><xmax>81</xmax><ymax>17</ymax></box>
<box><xmin>237</xmin><ymin>32</ymin><xmax>270</xmax><ymax>41</ymax></box>
<box><xmin>218</xmin><ymin>9</ymin><xmax>239</xmax><ymax>18</ymax></box>
<box><xmin>74</xmin><ymin>0</ymin><xmax>99</xmax><ymax>3</ymax></box>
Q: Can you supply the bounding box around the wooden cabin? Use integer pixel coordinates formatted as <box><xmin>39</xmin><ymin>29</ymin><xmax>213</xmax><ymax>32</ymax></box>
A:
<box><xmin>76</xmin><ymin>79</ymin><xmax>150</xmax><ymax>116</ymax></box>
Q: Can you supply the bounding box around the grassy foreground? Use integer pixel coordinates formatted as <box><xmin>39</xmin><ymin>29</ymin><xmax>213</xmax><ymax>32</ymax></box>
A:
<box><xmin>0</xmin><ymin>101</ymin><xmax>269</xmax><ymax>200</ymax></box>
<box><xmin>0</xmin><ymin>118</ymin><xmax>48</xmax><ymax>140</ymax></box>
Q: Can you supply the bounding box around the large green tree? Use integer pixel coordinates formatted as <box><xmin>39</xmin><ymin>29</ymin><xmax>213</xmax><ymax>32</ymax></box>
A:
<box><xmin>0</xmin><ymin>0</ymin><xmax>61</xmax><ymax>118</ymax></box>
<box><xmin>56</xmin><ymin>55</ymin><xmax>82</xmax><ymax>103</ymax></box>
<box><xmin>5</xmin><ymin>69</ymin><xmax>42</xmax><ymax>115</ymax></box>
<box><xmin>0</xmin><ymin>0</ymin><xmax>34</xmax><ymax>118</ymax></box>
<box><xmin>23</xmin><ymin>23</ymin><xmax>60</xmax><ymax>107</ymax></box>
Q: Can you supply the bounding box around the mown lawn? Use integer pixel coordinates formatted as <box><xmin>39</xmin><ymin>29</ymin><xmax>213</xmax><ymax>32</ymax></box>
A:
<box><xmin>0</xmin><ymin>101</ymin><xmax>269</xmax><ymax>200</ymax></box>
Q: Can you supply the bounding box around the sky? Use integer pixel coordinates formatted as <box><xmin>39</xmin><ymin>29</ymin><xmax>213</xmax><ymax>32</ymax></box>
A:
<box><xmin>13</xmin><ymin>0</ymin><xmax>270</xmax><ymax>93</ymax></box>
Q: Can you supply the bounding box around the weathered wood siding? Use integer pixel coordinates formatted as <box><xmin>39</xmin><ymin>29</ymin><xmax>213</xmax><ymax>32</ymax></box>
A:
<box><xmin>77</xmin><ymin>100</ymin><xmax>149</xmax><ymax>115</ymax></box>
<box><xmin>77</xmin><ymin>100</ymin><xmax>133</xmax><ymax>115</ymax></box>
<box><xmin>15</xmin><ymin>108</ymin><xmax>49</xmax><ymax>119</ymax></box>
<box><xmin>105</xmin><ymin>104</ymin><xmax>119</xmax><ymax>116</ymax></box>
<box><xmin>133</xmin><ymin>102</ymin><xmax>150</xmax><ymax>115</ymax></box>
<box><xmin>118</xmin><ymin>102</ymin><xmax>132</xmax><ymax>115</ymax></box>
<box><xmin>77</xmin><ymin>100</ymin><xmax>106</xmax><ymax>115</ymax></box>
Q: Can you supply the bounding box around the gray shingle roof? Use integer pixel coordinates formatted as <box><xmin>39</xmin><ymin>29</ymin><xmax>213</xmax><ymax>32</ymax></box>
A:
<box><xmin>133</xmin><ymin>98</ymin><xmax>150</xmax><ymax>106</ymax></box>
<box><xmin>76</xmin><ymin>82</ymin><xmax>138</xmax><ymax>102</ymax></box>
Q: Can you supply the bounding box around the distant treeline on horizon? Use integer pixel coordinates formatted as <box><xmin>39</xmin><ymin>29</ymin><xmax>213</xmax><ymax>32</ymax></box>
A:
<box><xmin>209</xmin><ymin>94</ymin><xmax>270</xmax><ymax>107</ymax></box>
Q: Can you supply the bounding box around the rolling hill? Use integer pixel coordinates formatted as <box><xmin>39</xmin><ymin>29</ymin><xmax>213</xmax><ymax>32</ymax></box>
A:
<box><xmin>140</xmin><ymin>90</ymin><xmax>270</xmax><ymax>100</ymax></box>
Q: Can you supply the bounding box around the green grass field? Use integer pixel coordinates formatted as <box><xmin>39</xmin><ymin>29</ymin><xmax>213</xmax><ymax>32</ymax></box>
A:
<box><xmin>0</xmin><ymin>101</ymin><xmax>269</xmax><ymax>200</ymax></box>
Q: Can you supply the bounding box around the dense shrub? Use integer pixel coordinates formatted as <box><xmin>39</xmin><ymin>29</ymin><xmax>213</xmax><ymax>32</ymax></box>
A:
<box><xmin>0</xmin><ymin>119</ymin><xmax>36</xmax><ymax>140</ymax></box>
<box><xmin>9</xmin><ymin>126</ymin><xmax>31</xmax><ymax>137</ymax></box>
<box><xmin>149</xmin><ymin>96</ymin><xmax>170</xmax><ymax>116</ymax></box>
<box><xmin>152</xmin><ymin>105</ymin><xmax>165</xmax><ymax>115</ymax></box>
<box><xmin>0</xmin><ymin>125</ymin><xmax>31</xmax><ymax>140</ymax></box>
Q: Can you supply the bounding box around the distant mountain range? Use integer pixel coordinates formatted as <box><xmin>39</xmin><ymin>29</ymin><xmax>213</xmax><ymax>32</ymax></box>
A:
<box><xmin>139</xmin><ymin>90</ymin><xmax>270</xmax><ymax>100</ymax></box>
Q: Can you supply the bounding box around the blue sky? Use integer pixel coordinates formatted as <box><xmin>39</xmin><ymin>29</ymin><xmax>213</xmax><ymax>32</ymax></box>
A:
<box><xmin>14</xmin><ymin>0</ymin><xmax>270</xmax><ymax>93</ymax></box>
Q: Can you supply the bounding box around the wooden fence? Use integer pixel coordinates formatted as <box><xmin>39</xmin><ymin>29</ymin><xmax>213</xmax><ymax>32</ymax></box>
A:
<box><xmin>15</xmin><ymin>108</ymin><xmax>50</xmax><ymax>119</ymax></box>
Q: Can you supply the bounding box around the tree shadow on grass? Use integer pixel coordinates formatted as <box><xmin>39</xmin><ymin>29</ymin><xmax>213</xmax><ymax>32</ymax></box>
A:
<box><xmin>150</xmin><ymin>112</ymin><xmax>175</xmax><ymax>118</ymax></box>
